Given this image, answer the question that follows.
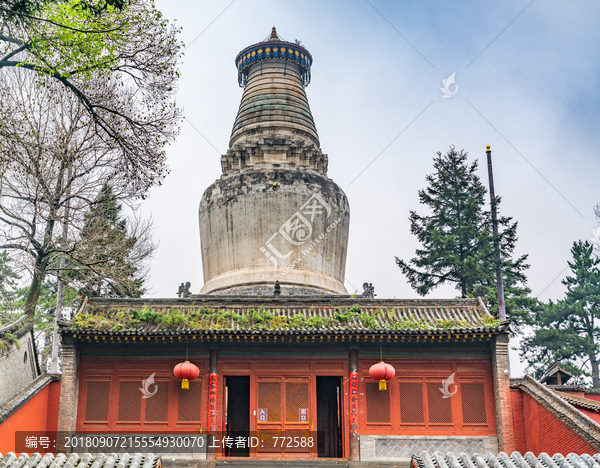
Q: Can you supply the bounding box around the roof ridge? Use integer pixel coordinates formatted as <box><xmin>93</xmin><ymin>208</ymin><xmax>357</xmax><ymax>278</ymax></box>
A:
<box><xmin>0</xmin><ymin>373</ymin><xmax>60</xmax><ymax>424</ymax></box>
<box><xmin>0</xmin><ymin>315</ymin><xmax>28</xmax><ymax>334</ymax></box>
<box><xmin>555</xmin><ymin>390</ymin><xmax>600</xmax><ymax>412</ymax></box>
<box><xmin>518</xmin><ymin>375</ymin><xmax>600</xmax><ymax>450</ymax></box>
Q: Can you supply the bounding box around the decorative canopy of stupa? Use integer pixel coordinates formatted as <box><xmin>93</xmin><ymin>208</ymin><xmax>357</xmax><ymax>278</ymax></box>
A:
<box><xmin>235</xmin><ymin>27</ymin><xmax>313</xmax><ymax>88</ymax></box>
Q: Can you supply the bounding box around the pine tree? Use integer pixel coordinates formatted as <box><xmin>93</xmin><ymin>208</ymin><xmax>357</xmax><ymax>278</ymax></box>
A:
<box><xmin>66</xmin><ymin>185</ymin><xmax>146</xmax><ymax>298</ymax></box>
<box><xmin>0</xmin><ymin>251</ymin><xmax>20</xmax><ymax>324</ymax></box>
<box><xmin>522</xmin><ymin>241</ymin><xmax>600</xmax><ymax>387</ymax></box>
<box><xmin>396</xmin><ymin>147</ymin><xmax>530</xmax><ymax>322</ymax></box>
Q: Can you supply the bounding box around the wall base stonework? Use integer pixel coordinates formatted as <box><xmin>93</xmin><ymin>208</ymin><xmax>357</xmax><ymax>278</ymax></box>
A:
<box><xmin>359</xmin><ymin>435</ymin><xmax>499</xmax><ymax>461</ymax></box>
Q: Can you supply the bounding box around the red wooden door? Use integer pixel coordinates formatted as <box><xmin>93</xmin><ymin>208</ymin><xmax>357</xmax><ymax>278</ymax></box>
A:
<box><xmin>255</xmin><ymin>376</ymin><xmax>313</xmax><ymax>457</ymax></box>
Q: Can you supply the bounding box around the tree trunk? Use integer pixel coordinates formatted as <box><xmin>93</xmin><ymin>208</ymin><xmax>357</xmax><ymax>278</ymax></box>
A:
<box><xmin>24</xmin><ymin>255</ymin><xmax>48</xmax><ymax>320</ymax></box>
<box><xmin>590</xmin><ymin>354</ymin><xmax>600</xmax><ymax>388</ymax></box>
<box><xmin>25</xmin><ymin>161</ymin><xmax>65</xmax><ymax>320</ymax></box>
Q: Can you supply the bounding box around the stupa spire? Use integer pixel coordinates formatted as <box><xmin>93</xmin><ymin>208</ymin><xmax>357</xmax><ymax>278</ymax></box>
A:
<box><xmin>221</xmin><ymin>28</ymin><xmax>326</xmax><ymax>174</ymax></box>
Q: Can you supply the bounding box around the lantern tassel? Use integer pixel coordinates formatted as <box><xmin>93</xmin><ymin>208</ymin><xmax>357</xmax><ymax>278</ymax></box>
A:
<box><xmin>182</xmin><ymin>379</ymin><xmax>189</xmax><ymax>390</ymax></box>
<box><xmin>379</xmin><ymin>380</ymin><xmax>387</xmax><ymax>391</ymax></box>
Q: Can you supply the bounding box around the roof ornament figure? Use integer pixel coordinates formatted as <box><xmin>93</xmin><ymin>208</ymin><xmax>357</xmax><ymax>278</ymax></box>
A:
<box><xmin>362</xmin><ymin>283</ymin><xmax>375</xmax><ymax>298</ymax></box>
<box><xmin>177</xmin><ymin>282</ymin><xmax>191</xmax><ymax>298</ymax></box>
<box><xmin>273</xmin><ymin>280</ymin><xmax>281</xmax><ymax>296</ymax></box>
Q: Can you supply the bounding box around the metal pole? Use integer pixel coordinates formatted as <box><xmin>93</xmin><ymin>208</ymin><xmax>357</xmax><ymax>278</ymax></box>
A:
<box><xmin>486</xmin><ymin>145</ymin><xmax>506</xmax><ymax>320</ymax></box>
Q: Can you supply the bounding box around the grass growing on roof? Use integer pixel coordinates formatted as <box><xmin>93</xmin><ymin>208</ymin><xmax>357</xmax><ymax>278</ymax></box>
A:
<box><xmin>69</xmin><ymin>303</ymin><xmax>501</xmax><ymax>333</ymax></box>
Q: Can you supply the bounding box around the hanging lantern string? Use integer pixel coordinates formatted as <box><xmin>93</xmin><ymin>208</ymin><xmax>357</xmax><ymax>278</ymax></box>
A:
<box><xmin>380</xmin><ymin>341</ymin><xmax>383</xmax><ymax>362</ymax></box>
<box><xmin>186</xmin><ymin>343</ymin><xmax>188</xmax><ymax>362</ymax></box>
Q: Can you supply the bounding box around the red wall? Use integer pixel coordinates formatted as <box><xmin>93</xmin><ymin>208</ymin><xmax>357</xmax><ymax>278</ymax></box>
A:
<box><xmin>511</xmin><ymin>388</ymin><xmax>597</xmax><ymax>455</ymax></box>
<box><xmin>510</xmin><ymin>390</ymin><xmax>527</xmax><ymax>453</ymax></box>
<box><xmin>0</xmin><ymin>381</ymin><xmax>61</xmax><ymax>453</ymax></box>
<box><xmin>584</xmin><ymin>394</ymin><xmax>600</xmax><ymax>403</ymax></box>
<box><xmin>577</xmin><ymin>407</ymin><xmax>600</xmax><ymax>425</ymax></box>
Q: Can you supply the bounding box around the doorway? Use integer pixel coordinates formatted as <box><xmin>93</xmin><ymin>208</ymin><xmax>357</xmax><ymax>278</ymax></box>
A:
<box><xmin>316</xmin><ymin>376</ymin><xmax>342</xmax><ymax>458</ymax></box>
<box><xmin>224</xmin><ymin>376</ymin><xmax>250</xmax><ymax>457</ymax></box>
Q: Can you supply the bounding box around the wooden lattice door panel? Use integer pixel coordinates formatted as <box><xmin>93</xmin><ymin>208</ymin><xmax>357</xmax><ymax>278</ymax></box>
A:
<box><xmin>365</xmin><ymin>382</ymin><xmax>390</xmax><ymax>424</ymax></box>
<box><xmin>426</xmin><ymin>382</ymin><xmax>453</xmax><ymax>425</ymax></box>
<box><xmin>178</xmin><ymin>380</ymin><xmax>203</xmax><ymax>423</ymax></box>
<box><xmin>144</xmin><ymin>380</ymin><xmax>170</xmax><ymax>424</ymax></box>
<box><xmin>117</xmin><ymin>380</ymin><xmax>142</xmax><ymax>423</ymax></box>
<box><xmin>460</xmin><ymin>382</ymin><xmax>487</xmax><ymax>425</ymax></box>
<box><xmin>78</xmin><ymin>360</ymin><xmax>206</xmax><ymax>431</ymax></box>
<box><xmin>285</xmin><ymin>381</ymin><xmax>309</xmax><ymax>423</ymax></box>
<box><xmin>255</xmin><ymin>376</ymin><xmax>312</xmax><ymax>457</ymax></box>
<box><xmin>84</xmin><ymin>377</ymin><xmax>111</xmax><ymax>424</ymax></box>
<box><xmin>257</xmin><ymin>381</ymin><xmax>282</xmax><ymax>423</ymax></box>
<box><xmin>399</xmin><ymin>381</ymin><xmax>424</xmax><ymax>424</ymax></box>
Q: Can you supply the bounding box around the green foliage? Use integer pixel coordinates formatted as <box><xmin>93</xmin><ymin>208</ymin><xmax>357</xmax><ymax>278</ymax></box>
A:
<box><xmin>333</xmin><ymin>307</ymin><xmax>358</xmax><ymax>323</ymax></box>
<box><xmin>0</xmin><ymin>251</ymin><xmax>21</xmax><ymax>325</ymax></box>
<box><xmin>1</xmin><ymin>0</ymin><xmax>183</xmax><ymax>196</ymax></box>
<box><xmin>396</xmin><ymin>146</ymin><xmax>531</xmax><ymax>323</ymax></box>
<box><xmin>306</xmin><ymin>315</ymin><xmax>324</xmax><ymax>328</ymax></box>
<box><xmin>136</xmin><ymin>307</ymin><xmax>161</xmax><ymax>324</ymax></box>
<box><xmin>521</xmin><ymin>241</ymin><xmax>600</xmax><ymax>387</ymax></box>
<box><xmin>0</xmin><ymin>332</ymin><xmax>19</xmax><ymax>355</ymax></box>
<box><xmin>1</xmin><ymin>0</ymin><xmax>127</xmax><ymax>21</ymax></box>
<box><xmin>359</xmin><ymin>313</ymin><xmax>377</xmax><ymax>329</ymax></box>
<box><xmin>160</xmin><ymin>309</ymin><xmax>189</xmax><ymax>328</ymax></box>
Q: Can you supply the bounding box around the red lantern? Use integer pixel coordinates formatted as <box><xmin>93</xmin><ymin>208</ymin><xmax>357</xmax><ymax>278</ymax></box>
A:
<box><xmin>174</xmin><ymin>361</ymin><xmax>200</xmax><ymax>389</ymax></box>
<box><xmin>369</xmin><ymin>361</ymin><xmax>395</xmax><ymax>391</ymax></box>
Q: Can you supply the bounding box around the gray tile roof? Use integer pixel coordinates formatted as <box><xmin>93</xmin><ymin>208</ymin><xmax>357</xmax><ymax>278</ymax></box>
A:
<box><xmin>411</xmin><ymin>451</ymin><xmax>600</xmax><ymax>468</ymax></box>
<box><xmin>512</xmin><ymin>376</ymin><xmax>600</xmax><ymax>451</ymax></box>
<box><xmin>0</xmin><ymin>453</ymin><xmax>160</xmax><ymax>468</ymax></box>
<box><xmin>63</xmin><ymin>297</ymin><xmax>507</xmax><ymax>337</ymax></box>
<box><xmin>0</xmin><ymin>315</ymin><xmax>27</xmax><ymax>335</ymax></box>
<box><xmin>0</xmin><ymin>374</ymin><xmax>60</xmax><ymax>424</ymax></box>
<box><xmin>554</xmin><ymin>391</ymin><xmax>600</xmax><ymax>413</ymax></box>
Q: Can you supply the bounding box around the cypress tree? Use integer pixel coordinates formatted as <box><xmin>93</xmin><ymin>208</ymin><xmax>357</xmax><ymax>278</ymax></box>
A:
<box><xmin>522</xmin><ymin>241</ymin><xmax>600</xmax><ymax>387</ymax></box>
<box><xmin>396</xmin><ymin>146</ymin><xmax>530</xmax><ymax>321</ymax></box>
<box><xmin>66</xmin><ymin>184</ymin><xmax>145</xmax><ymax>298</ymax></box>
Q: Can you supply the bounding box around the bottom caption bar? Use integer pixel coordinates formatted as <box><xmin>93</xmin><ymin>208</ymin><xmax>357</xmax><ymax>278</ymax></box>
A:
<box><xmin>15</xmin><ymin>431</ymin><xmax>324</xmax><ymax>454</ymax></box>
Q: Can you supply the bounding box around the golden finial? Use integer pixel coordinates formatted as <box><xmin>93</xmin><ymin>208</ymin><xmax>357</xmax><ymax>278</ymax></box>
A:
<box><xmin>486</xmin><ymin>145</ymin><xmax>491</xmax><ymax>152</ymax></box>
<box><xmin>270</xmin><ymin>27</ymin><xmax>278</xmax><ymax>40</ymax></box>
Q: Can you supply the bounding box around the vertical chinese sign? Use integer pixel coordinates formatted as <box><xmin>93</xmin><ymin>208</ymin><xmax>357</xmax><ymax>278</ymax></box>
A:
<box><xmin>208</xmin><ymin>373</ymin><xmax>218</xmax><ymax>432</ymax></box>
<box><xmin>350</xmin><ymin>372</ymin><xmax>358</xmax><ymax>433</ymax></box>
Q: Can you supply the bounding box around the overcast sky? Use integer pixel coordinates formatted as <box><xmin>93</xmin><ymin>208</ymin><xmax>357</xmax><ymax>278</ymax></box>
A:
<box><xmin>140</xmin><ymin>0</ymin><xmax>600</xmax><ymax>376</ymax></box>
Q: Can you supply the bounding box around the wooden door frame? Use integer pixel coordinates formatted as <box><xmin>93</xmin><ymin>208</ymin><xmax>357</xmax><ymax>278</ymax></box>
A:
<box><xmin>217</xmin><ymin>357</ymin><xmax>349</xmax><ymax>459</ymax></box>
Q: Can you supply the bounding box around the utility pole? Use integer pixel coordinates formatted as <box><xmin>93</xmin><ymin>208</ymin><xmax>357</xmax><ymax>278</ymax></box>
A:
<box><xmin>486</xmin><ymin>145</ymin><xmax>506</xmax><ymax>320</ymax></box>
